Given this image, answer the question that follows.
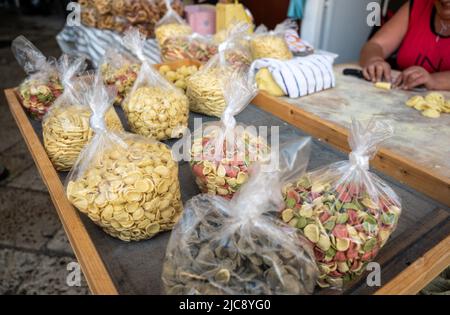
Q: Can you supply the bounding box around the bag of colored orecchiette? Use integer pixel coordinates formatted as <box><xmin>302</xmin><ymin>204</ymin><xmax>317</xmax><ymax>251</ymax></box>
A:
<box><xmin>161</xmin><ymin>33</ymin><xmax>218</xmax><ymax>63</ymax></box>
<box><xmin>250</xmin><ymin>20</ymin><xmax>296</xmax><ymax>60</ymax></box>
<box><xmin>66</xmin><ymin>73</ymin><xmax>183</xmax><ymax>242</ymax></box>
<box><xmin>155</xmin><ymin>0</ymin><xmax>192</xmax><ymax>46</ymax></box>
<box><xmin>122</xmin><ymin>29</ymin><xmax>189</xmax><ymax>141</ymax></box>
<box><xmin>100</xmin><ymin>45</ymin><xmax>141</xmax><ymax>106</ymax></box>
<box><xmin>186</xmin><ymin>23</ymin><xmax>252</xmax><ymax>117</ymax></box>
<box><xmin>11</xmin><ymin>35</ymin><xmax>63</xmax><ymax>120</ymax></box>
<box><xmin>280</xmin><ymin>119</ymin><xmax>401</xmax><ymax>289</ymax></box>
<box><xmin>163</xmin><ymin>138</ymin><xmax>319</xmax><ymax>295</ymax></box>
<box><xmin>43</xmin><ymin>57</ymin><xmax>123</xmax><ymax>171</ymax></box>
<box><xmin>190</xmin><ymin>72</ymin><xmax>269</xmax><ymax>199</ymax></box>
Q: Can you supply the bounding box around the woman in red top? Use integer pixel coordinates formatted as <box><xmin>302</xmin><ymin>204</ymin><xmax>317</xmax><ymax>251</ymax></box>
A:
<box><xmin>360</xmin><ymin>0</ymin><xmax>450</xmax><ymax>90</ymax></box>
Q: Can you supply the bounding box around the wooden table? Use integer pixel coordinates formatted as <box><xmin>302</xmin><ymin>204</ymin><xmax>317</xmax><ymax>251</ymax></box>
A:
<box><xmin>253</xmin><ymin>64</ymin><xmax>450</xmax><ymax>207</ymax></box>
<box><xmin>5</xmin><ymin>88</ymin><xmax>450</xmax><ymax>295</ymax></box>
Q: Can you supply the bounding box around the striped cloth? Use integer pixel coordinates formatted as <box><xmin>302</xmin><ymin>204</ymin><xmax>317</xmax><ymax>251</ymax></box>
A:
<box><xmin>56</xmin><ymin>25</ymin><xmax>161</xmax><ymax>67</ymax></box>
<box><xmin>250</xmin><ymin>53</ymin><xmax>337</xmax><ymax>98</ymax></box>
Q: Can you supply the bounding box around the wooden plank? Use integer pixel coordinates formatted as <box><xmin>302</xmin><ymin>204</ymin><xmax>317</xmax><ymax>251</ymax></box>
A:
<box><xmin>375</xmin><ymin>234</ymin><xmax>450</xmax><ymax>295</ymax></box>
<box><xmin>253</xmin><ymin>91</ymin><xmax>450</xmax><ymax>207</ymax></box>
<box><xmin>4</xmin><ymin>89</ymin><xmax>118</xmax><ymax>295</ymax></box>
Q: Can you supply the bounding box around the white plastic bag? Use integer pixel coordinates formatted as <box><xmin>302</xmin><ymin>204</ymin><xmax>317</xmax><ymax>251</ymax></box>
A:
<box><xmin>155</xmin><ymin>0</ymin><xmax>192</xmax><ymax>46</ymax></box>
<box><xmin>186</xmin><ymin>22</ymin><xmax>252</xmax><ymax>117</ymax></box>
<box><xmin>122</xmin><ymin>29</ymin><xmax>189</xmax><ymax>140</ymax></box>
<box><xmin>280</xmin><ymin>119</ymin><xmax>402</xmax><ymax>288</ymax></box>
<box><xmin>190</xmin><ymin>71</ymin><xmax>269</xmax><ymax>199</ymax></box>
<box><xmin>250</xmin><ymin>20</ymin><xmax>296</xmax><ymax>60</ymax></box>
<box><xmin>43</xmin><ymin>57</ymin><xmax>123</xmax><ymax>171</ymax></box>
<box><xmin>66</xmin><ymin>72</ymin><xmax>183</xmax><ymax>242</ymax></box>
<box><xmin>163</xmin><ymin>138</ymin><xmax>319</xmax><ymax>295</ymax></box>
<box><xmin>12</xmin><ymin>35</ymin><xmax>63</xmax><ymax>120</ymax></box>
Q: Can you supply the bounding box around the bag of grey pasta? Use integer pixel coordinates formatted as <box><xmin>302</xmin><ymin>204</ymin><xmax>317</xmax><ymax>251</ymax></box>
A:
<box><xmin>66</xmin><ymin>72</ymin><xmax>183</xmax><ymax>242</ymax></box>
<box><xmin>250</xmin><ymin>20</ymin><xmax>296</xmax><ymax>60</ymax></box>
<box><xmin>11</xmin><ymin>35</ymin><xmax>63</xmax><ymax>120</ymax></box>
<box><xmin>155</xmin><ymin>0</ymin><xmax>192</xmax><ymax>46</ymax></box>
<box><xmin>122</xmin><ymin>29</ymin><xmax>189</xmax><ymax>141</ymax></box>
<box><xmin>43</xmin><ymin>57</ymin><xmax>123</xmax><ymax>171</ymax></box>
<box><xmin>162</xmin><ymin>138</ymin><xmax>319</xmax><ymax>295</ymax></box>
<box><xmin>186</xmin><ymin>23</ymin><xmax>252</xmax><ymax>117</ymax></box>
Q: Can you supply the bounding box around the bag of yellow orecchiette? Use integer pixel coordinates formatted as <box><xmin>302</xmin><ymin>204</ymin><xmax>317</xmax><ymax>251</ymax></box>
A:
<box><xmin>250</xmin><ymin>20</ymin><xmax>296</xmax><ymax>60</ymax></box>
<box><xmin>155</xmin><ymin>0</ymin><xmax>192</xmax><ymax>46</ymax></box>
<box><xmin>279</xmin><ymin>119</ymin><xmax>402</xmax><ymax>289</ymax></box>
<box><xmin>122</xmin><ymin>29</ymin><xmax>189</xmax><ymax>141</ymax></box>
<box><xmin>43</xmin><ymin>59</ymin><xmax>123</xmax><ymax>172</ymax></box>
<box><xmin>186</xmin><ymin>23</ymin><xmax>252</xmax><ymax>117</ymax></box>
<box><xmin>190</xmin><ymin>72</ymin><xmax>269</xmax><ymax>200</ymax></box>
<box><xmin>163</xmin><ymin>138</ymin><xmax>319</xmax><ymax>295</ymax></box>
<box><xmin>66</xmin><ymin>73</ymin><xmax>183</xmax><ymax>242</ymax></box>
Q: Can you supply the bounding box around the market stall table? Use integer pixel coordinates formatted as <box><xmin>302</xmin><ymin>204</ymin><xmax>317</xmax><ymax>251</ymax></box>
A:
<box><xmin>4</xmin><ymin>88</ymin><xmax>450</xmax><ymax>295</ymax></box>
<box><xmin>253</xmin><ymin>64</ymin><xmax>450</xmax><ymax>207</ymax></box>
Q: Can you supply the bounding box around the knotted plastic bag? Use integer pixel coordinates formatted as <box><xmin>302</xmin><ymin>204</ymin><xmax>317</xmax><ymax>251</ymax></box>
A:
<box><xmin>12</xmin><ymin>35</ymin><xmax>63</xmax><ymax>120</ymax></box>
<box><xmin>190</xmin><ymin>72</ymin><xmax>269</xmax><ymax>199</ymax></box>
<box><xmin>250</xmin><ymin>20</ymin><xmax>295</xmax><ymax>60</ymax></box>
<box><xmin>161</xmin><ymin>33</ymin><xmax>218</xmax><ymax>63</ymax></box>
<box><xmin>122</xmin><ymin>29</ymin><xmax>189</xmax><ymax>141</ymax></box>
<box><xmin>100</xmin><ymin>43</ymin><xmax>141</xmax><ymax>106</ymax></box>
<box><xmin>65</xmin><ymin>72</ymin><xmax>183</xmax><ymax>242</ymax></box>
<box><xmin>163</xmin><ymin>138</ymin><xmax>319</xmax><ymax>295</ymax></box>
<box><xmin>280</xmin><ymin>119</ymin><xmax>402</xmax><ymax>288</ymax></box>
<box><xmin>186</xmin><ymin>22</ymin><xmax>252</xmax><ymax>117</ymax></box>
<box><xmin>155</xmin><ymin>0</ymin><xmax>192</xmax><ymax>46</ymax></box>
<box><xmin>43</xmin><ymin>57</ymin><xmax>123</xmax><ymax>171</ymax></box>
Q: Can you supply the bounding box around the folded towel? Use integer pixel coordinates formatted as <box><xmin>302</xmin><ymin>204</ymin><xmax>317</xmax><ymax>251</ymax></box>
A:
<box><xmin>250</xmin><ymin>53</ymin><xmax>337</xmax><ymax>98</ymax></box>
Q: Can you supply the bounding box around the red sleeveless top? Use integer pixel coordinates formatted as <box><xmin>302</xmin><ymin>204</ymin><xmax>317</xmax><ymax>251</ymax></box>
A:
<box><xmin>397</xmin><ymin>0</ymin><xmax>450</xmax><ymax>73</ymax></box>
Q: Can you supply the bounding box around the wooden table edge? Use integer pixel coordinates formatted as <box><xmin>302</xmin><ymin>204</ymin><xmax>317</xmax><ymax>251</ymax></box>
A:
<box><xmin>252</xmin><ymin>91</ymin><xmax>450</xmax><ymax>207</ymax></box>
<box><xmin>375</xmin><ymin>234</ymin><xmax>450</xmax><ymax>295</ymax></box>
<box><xmin>4</xmin><ymin>89</ymin><xmax>118</xmax><ymax>295</ymax></box>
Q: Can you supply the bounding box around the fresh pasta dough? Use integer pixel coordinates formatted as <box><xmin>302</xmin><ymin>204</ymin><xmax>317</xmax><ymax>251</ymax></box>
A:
<box><xmin>405</xmin><ymin>92</ymin><xmax>450</xmax><ymax>118</ymax></box>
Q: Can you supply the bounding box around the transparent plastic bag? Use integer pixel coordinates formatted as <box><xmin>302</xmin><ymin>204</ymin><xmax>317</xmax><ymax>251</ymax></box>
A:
<box><xmin>12</xmin><ymin>35</ymin><xmax>63</xmax><ymax>120</ymax></box>
<box><xmin>122</xmin><ymin>29</ymin><xmax>189</xmax><ymax>140</ymax></box>
<box><xmin>163</xmin><ymin>138</ymin><xmax>319</xmax><ymax>295</ymax></box>
<box><xmin>186</xmin><ymin>23</ymin><xmax>252</xmax><ymax>117</ymax></box>
<box><xmin>250</xmin><ymin>20</ymin><xmax>295</xmax><ymax>60</ymax></box>
<box><xmin>43</xmin><ymin>61</ymin><xmax>123</xmax><ymax>172</ymax></box>
<box><xmin>190</xmin><ymin>72</ymin><xmax>269</xmax><ymax>199</ymax></box>
<box><xmin>158</xmin><ymin>63</ymin><xmax>200</xmax><ymax>92</ymax></box>
<box><xmin>155</xmin><ymin>0</ymin><xmax>192</xmax><ymax>46</ymax></box>
<box><xmin>279</xmin><ymin>119</ymin><xmax>402</xmax><ymax>289</ymax></box>
<box><xmin>65</xmin><ymin>72</ymin><xmax>183</xmax><ymax>242</ymax></box>
<box><xmin>100</xmin><ymin>43</ymin><xmax>141</xmax><ymax>105</ymax></box>
<box><xmin>161</xmin><ymin>33</ymin><xmax>218</xmax><ymax>63</ymax></box>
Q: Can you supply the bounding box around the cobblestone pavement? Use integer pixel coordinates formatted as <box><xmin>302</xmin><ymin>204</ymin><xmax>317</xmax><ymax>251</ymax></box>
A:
<box><xmin>0</xmin><ymin>11</ymin><xmax>89</xmax><ymax>295</ymax></box>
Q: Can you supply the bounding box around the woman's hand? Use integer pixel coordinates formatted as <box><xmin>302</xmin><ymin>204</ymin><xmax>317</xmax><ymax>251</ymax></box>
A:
<box><xmin>394</xmin><ymin>66</ymin><xmax>437</xmax><ymax>90</ymax></box>
<box><xmin>362</xmin><ymin>58</ymin><xmax>392</xmax><ymax>82</ymax></box>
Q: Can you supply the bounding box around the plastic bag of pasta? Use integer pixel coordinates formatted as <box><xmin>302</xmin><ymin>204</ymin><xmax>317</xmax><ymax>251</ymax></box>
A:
<box><xmin>163</xmin><ymin>138</ymin><xmax>319</xmax><ymax>295</ymax></box>
<box><xmin>100</xmin><ymin>44</ymin><xmax>141</xmax><ymax>106</ymax></box>
<box><xmin>43</xmin><ymin>64</ymin><xmax>123</xmax><ymax>172</ymax></box>
<box><xmin>190</xmin><ymin>72</ymin><xmax>269</xmax><ymax>199</ymax></box>
<box><xmin>66</xmin><ymin>73</ymin><xmax>183</xmax><ymax>242</ymax></box>
<box><xmin>161</xmin><ymin>33</ymin><xmax>218</xmax><ymax>63</ymax></box>
<box><xmin>155</xmin><ymin>0</ymin><xmax>192</xmax><ymax>46</ymax></box>
<box><xmin>250</xmin><ymin>20</ymin><xmax>296</xmax><ymax>60</ymax></box>
<box><xmin>11</xmin><ymin>36</ymin><xmax>63</xmax><ymax>120</ymax></box>
<box><xmin>186</xmin><ymin>23</ymin><xmax>252</xmax><ymax>117</ymax></box>
<box><xmin>279</xmin><ymin>119</ymin><xmax>402</xmax><ymax>289</ymax></box>
<box><xmin>122</xmin><ymin>29</ymin><xmax>189</xmax><ymax>141</ymax></box>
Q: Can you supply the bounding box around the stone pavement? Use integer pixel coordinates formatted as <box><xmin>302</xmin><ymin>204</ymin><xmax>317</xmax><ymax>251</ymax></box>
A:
<box><xmin>0</xmin><ymin>11</ymin><xmax>89</xmax><ymax>295</ymax></box>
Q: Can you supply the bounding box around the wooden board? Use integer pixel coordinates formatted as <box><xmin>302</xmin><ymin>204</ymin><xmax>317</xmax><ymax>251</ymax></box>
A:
<box><xmin>4</xmin><ymin>88</ymin><xmax>450</xmax><ymax>295</ymax></box>
<box><xmin>4</xmin><ymin>89</ymin><xmax>118</xmax><ymax>295</ymax></box>
<box><xmin>252</xmin><ymin>64</ymin><xmax>450</xmax><ymax>207</ymax></box>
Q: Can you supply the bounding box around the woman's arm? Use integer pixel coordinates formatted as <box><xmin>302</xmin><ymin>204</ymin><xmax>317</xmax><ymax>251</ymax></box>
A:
<box><xmin>360</xmin><ymin>2</ymin><xmax>410</xmax><ymax>82</ymax></box>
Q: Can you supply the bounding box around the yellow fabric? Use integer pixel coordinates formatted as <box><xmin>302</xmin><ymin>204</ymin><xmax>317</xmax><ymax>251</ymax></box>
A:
<box><xmin>216</xmin><ymin>1</ymin><xmax>253</xmax><ymax>33</ymax></box>
<box><xmin>256</xmin><ymin>68</ymin><xmax>285</xmax><ymax>97</ymax></box>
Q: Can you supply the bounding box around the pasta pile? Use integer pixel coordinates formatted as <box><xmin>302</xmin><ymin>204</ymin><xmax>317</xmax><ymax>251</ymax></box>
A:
<box><xmin>406</xmin><ymin>92</ymin><xmax>450</xmax><ymax>118</ymax></box>
<box><xmin>250</xmin><ymin>35</ymin><xmax>293</xmax><ymax>60</ymax></box>
<box><xmin>155</xmin><ymin>23</ymin><xmax>192</xmax><ymax>46</ymax></box>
